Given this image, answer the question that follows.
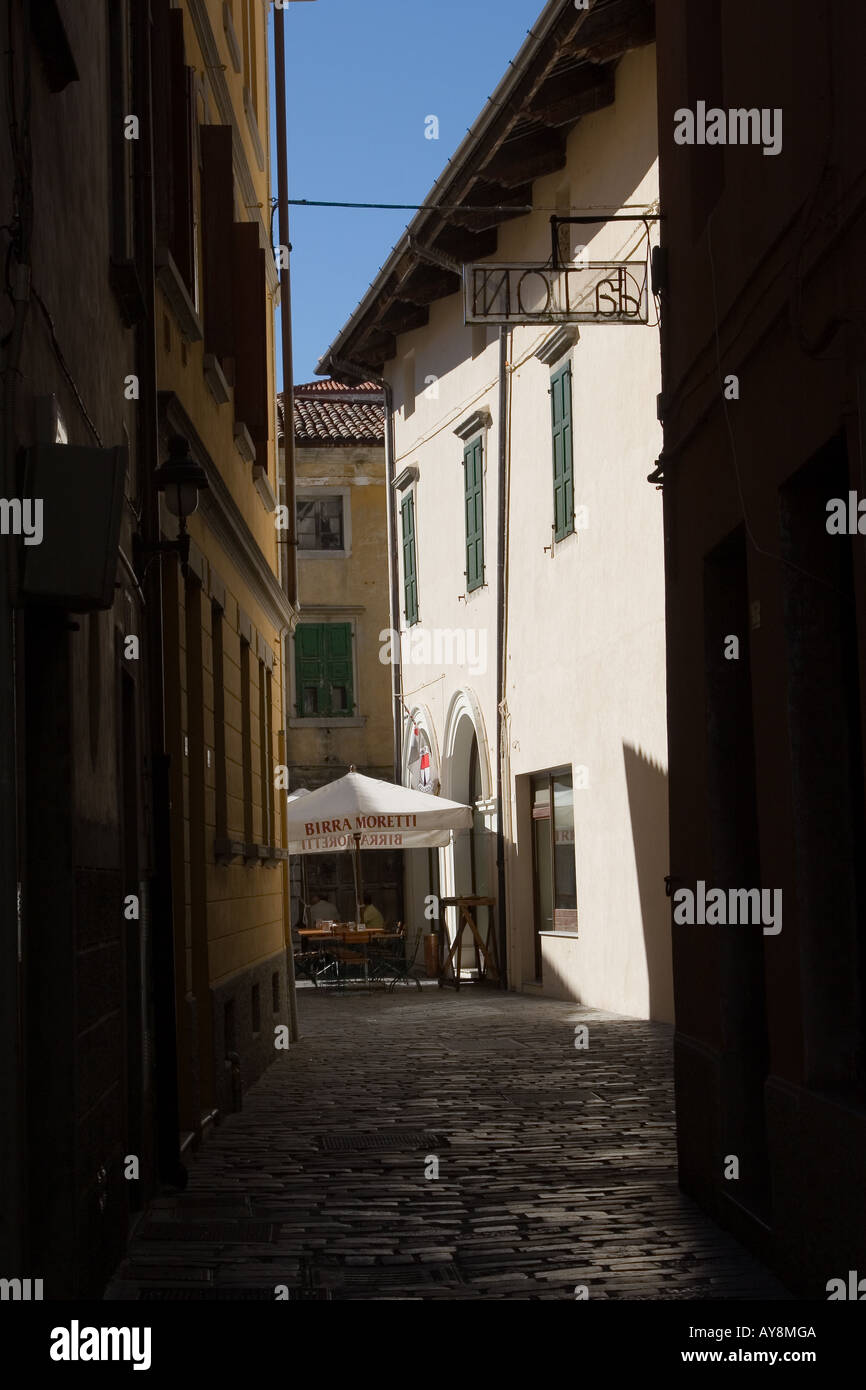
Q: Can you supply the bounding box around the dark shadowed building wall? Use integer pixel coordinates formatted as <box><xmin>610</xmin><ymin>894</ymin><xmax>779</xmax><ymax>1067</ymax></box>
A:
<box><xmin>656</xmin><ymin>0</ymin><xmax>866</xmax><ymax>1293</ymax></box>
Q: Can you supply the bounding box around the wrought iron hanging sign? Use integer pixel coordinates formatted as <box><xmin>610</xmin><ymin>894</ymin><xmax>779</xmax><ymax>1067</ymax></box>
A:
<box><xmin>463</xmin><ymin>259</ymin><xmax>649</xmax><ymax>326</ymax></box>
<box><xmin>463</xmin><ymin>212</ymin><xmax>659</xmax><ymax>327</ymax></box>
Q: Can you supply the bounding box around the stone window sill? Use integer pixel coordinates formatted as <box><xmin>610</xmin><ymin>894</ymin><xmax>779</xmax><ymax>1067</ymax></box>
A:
<box><xmin>233</xmin><ymin>421</ymin><xmax>256</xmax><ymax>463</ymax></box>
<box><xmin>288</xmin><ymin>715</ymin><xmax>366</xmax><ymax>729</ymax></box>
<box><xmin>243</xmin><ymin>86</ymin><xmax>265</xmax><ymax>172</ymax></box>
<box><xmin>214</xmin><ymin>838</ymin><xmax>288</xmax><ymax>867</ymax></box>
<box><xmin>203</xmin><ymin>353</ymin><xmax>230</xmax><ymax>406</ymax></box>
<box><xmin>155</xmin><ymin>247</ymin><xmax>202</xmax><ymax>344</ymax></box>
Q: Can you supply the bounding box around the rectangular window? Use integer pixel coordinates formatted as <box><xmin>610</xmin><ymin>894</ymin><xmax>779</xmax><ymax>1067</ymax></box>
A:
<box><xmin>401</xmin><ymin>492</ymin><xmax>418</xmax><ymax>625</ymax></box>
<box><xmin>464</xmin><ymin>437</ymin><xmax>484</xmax><ymax>591</ymax></box>
<box><xmin>251</xmin><ymin>982</ymin><xmax>261</xmax><ymax>1034</ymax></box>
<box><xmin>297</xmin><ymin>495</ymin><xmax>345</xmax><ymax>551</ymax></box>
<box><xmin>258</xmin><ymin>658</ymin><xmax>273</xmax><ymax>846</ymax></box>
<box><xmin>266</xmin><ymin>667</ymin><xmax>274</xmax><ymax>841</ymax></box>
<box><xmin>294</xmin><ymin>623</ymin><xmax>355</xmax><ymax>718</ymax></box>
<box><xmin>240</xmin><ymin>637</ymin><xmax>253</xmax><ymax>845</ymax></box>
<box><xmin>212</xmin><ymin>603</ymin><xmax>228</xmax><ymax>843</ymax></box>
<box><xmin>550</xmin><ymin>360</ymin><xmax>574</xmax><ymax>541</ymax></box>
<box><xmin>531</xmin><ymin>768</ymin><xmax>577</xmax><ymax>975</ymax></box>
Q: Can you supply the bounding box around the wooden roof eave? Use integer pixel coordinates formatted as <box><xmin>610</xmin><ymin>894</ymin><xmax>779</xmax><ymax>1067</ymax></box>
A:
<box><xmin>318</xmin><ymin>0</ymin><xmax>655</xmax><ymax>376</ymax></box>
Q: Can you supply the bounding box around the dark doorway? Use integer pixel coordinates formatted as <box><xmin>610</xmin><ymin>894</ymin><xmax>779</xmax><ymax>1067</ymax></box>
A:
<box><xmin>780</xmin><ymin>437</ymin><xmax>866</xmax><ymax>1099</ymax></box>
<box><xmin>704</xmin><ymin>526</ymin><xmax>770</xmax><ymax>1216</ymax></box>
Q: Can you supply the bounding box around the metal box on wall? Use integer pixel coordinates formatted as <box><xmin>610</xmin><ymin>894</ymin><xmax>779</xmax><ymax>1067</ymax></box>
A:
<box><xmin>20</xmin><ymin>445</ymin><xmax>126</xmax><ymax>611</ymax></box>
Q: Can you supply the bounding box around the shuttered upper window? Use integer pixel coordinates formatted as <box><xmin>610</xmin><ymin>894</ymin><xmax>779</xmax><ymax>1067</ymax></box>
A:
<box><xmin>231</xmin><ymin>222</ymin><xmax>269</xmax><ymax>459</ymax></box>
<box><xmin>550</xmin><ymin>360</ymin><xmax>574</xmax><ymax>542</ymax></box>
<box><xmin>464</xmin><ymin>437</ymin><xmax>484</xmax><ymax>592</ymax></box>
<box><xmin>200</xmin><ymin>124</ymin><xmax>234</xmax><ymax>362</ymax></box>
<box><xmin>294</xmin><ymin>623</ymin><xmax>354</xmax><ymax>718</ymax></box>
<box><xmin>401</xmin><ymin>493</ymin><xmax>419</xmax><ymax>626</ymax></box>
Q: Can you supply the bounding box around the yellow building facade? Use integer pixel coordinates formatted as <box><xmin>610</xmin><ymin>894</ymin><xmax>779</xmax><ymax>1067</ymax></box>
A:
<box><xmin>279</xmin><ymin>383</ymin><xmax>399</xmax><ymax>925</ymax></box>
<box><xmin>153</xmin><ymin>0</ymin><xmax>295</xmax><ymax>1137</ymax></box>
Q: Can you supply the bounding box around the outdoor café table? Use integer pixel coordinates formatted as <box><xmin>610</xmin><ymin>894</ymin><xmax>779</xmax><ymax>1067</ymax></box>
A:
<box><xmin>298</xmin><ymin>925</ymin><xmax>384</xmax><ymax>987</ymax></box>
<box><xmin>437</xmin><ymin>896</ymin><xmax>498</xmax><ymax>990</ymax></box>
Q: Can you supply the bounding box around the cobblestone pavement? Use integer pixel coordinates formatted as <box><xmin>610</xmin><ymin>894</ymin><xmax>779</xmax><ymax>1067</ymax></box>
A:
<box><xmin>108</xmin><ymin>985</ymin><xmax>791</xmax><ymax>1301</ymax></box>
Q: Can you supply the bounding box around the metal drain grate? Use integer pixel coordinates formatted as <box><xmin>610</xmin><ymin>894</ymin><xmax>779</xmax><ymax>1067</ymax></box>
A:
<box><xmin>313</xmin><ymin>1263</ymin><xmax>462</xmax><ymax>1288</ymax></box>
<box><xmin>137</xmin><ymin>1287</ymin><xmax>289</xmax><ymax>1300</ymax></box>
<box><xmin>169</xmin><ymin>1195</ymin><xmax>252</xmax><ymax>1209</ymax></box>
<box><xmin>317</xmin><ymin>1130</ymin><xmax>441</xmax><ymax>1153</ymax></box>
<box><xmin>137</xmin><ymin>1221</ymin><xmax>277</xmax><ymax>1243</ymax></box>
<box><xmin>127</xmin><ymin>1267</ymin><xmax>214</xmax><ymax>1283</ymax></box>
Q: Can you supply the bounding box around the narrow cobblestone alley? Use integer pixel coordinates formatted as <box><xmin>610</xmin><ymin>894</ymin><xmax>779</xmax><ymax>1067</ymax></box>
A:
<box><xmin>108</xmin><ymin>988</ymin><xmax>790</xmax><ymax>1301</ymax></box>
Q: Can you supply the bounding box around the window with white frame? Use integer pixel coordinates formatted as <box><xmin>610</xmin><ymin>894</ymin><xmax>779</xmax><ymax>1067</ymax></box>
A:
<box><xmin>297</xmin><ymin>492</ymin><xmax>347</xmax><ymax>553</ymax></box>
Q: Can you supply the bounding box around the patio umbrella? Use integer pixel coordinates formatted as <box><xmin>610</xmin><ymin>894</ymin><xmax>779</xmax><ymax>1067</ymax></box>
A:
<box><xmin>285</xmin><ymin>766</ymin><xmax>473</xmax><ymax>926</ymax></box>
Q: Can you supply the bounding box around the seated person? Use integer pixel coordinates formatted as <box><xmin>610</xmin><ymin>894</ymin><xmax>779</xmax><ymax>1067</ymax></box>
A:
<box><xmin>361</xmin><ymin>891</ymin><xmax>385</xmax><ymax>930</ymax></box>
<box><xmin>307</xmin><ymin>891</ymin><xmax>338</xmax><ymax>925</ymax></box>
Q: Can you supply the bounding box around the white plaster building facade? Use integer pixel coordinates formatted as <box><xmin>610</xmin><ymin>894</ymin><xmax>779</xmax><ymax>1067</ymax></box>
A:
<box><xmin>320</xmin><ymin>0</ymin><xmax>672</xmax><ymax>1020</ymax></box>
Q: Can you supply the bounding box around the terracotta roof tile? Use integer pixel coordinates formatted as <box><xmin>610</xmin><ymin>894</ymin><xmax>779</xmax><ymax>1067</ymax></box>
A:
<box><xmin>295</xmin><ymin>379</ymin><xmax>382</xmax><ymax>394</ymax></box>
<box><xmin>278</xmin><ymin>381</ymin><xmax>385</xmax><ymax>446</ymax></box>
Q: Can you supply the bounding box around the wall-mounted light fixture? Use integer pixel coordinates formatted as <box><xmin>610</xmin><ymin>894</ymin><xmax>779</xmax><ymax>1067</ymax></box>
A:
<box><xmin>135</xmin><ymin>435</ymin><xmax>208</xmax><ymax>577</ymax></box>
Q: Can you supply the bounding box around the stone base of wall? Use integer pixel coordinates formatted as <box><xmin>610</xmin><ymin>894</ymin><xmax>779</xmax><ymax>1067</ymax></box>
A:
<box><xmin>210</xmin><ymin>949</ymin><xmax>290</xmax><ymax>1116</ymax></box>
<box><xmin>675</xmin><ymin>1033</ymin><xmax>866</xmax><ymax>1296</ymax></box>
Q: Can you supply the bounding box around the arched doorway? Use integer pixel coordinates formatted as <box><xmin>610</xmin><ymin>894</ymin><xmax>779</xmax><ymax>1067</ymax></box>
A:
<box><xmin>443</xmin><ymin>691</ymin><xmax>494</xmax><ymax>977</ymax></box>
<box><xmin>402</xmin><ymin>708</ymin><xmax>441</xmax><ymax>968</ymax></box>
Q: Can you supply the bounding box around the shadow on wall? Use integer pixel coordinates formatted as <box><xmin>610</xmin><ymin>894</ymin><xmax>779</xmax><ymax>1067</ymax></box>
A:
<box><xmin>622</xmin><ymin>741</ymin><xmax>674</xmax><ymax>1023</ymax></box>
<box><xmin>540</xmin><ymin>948</ymin><xmax>588</xmax><ymax>1004</ymax></box>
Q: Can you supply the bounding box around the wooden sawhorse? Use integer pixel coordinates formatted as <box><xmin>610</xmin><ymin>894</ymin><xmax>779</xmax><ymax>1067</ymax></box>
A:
<box><xmin>438</xmin><ymin>895</ymin><xmax>498</xmax><ymax>989</ymax></box>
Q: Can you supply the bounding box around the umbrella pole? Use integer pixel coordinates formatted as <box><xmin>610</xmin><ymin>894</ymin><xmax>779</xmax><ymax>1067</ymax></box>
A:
<box><xmin>352</xmin><ymin>832</ymin><xmax>363</xmax><ymax>927</ymax></box>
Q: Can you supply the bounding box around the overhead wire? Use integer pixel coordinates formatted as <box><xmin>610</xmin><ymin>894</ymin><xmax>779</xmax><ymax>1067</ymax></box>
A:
<box><xmin>288</xmin><ymin>198</ymin><xmax>661</xmax><ymax>215</ymax></box>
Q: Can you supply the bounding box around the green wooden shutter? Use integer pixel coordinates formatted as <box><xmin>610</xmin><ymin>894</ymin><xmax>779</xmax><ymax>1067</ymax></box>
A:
<box><xmin>401</xmin><ymin>493</ymin><xmax>418</xmax><ymax>625</ymax></box>
<box><xmin>295</xmin><ymin>624</ymin><xmax>325</xmax><ymax>716</ymax></box>
<box><xmin>551</xmin><ymin>361</ymin><xmax>574</xmax><ymax>541</ymax></box>
<box><xmin>324</xmin><ymin>623</ymin><xmax>354</xmax><ymax>716</ymax></box>
<box><xmin>464</xmin><ymin>438</ymin><xmax>484</xmax><ymax>591</ymax></box>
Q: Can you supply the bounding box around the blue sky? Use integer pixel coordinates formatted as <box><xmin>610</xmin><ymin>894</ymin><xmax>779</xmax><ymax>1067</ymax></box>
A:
<box><xmin>269</xmin><ymin>0</ymin><xmax>546</xmax><ymax>384</ymax></box>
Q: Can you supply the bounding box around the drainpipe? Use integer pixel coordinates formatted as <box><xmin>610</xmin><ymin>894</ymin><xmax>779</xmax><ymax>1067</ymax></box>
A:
<box><xmin>136</xmin><ymin>0</ymin><xmax>184</xmax><ymax>1186</ymax></box>
<box><xmin>382</xmin><ymin>381</ymin><xmax>403</xmax><ymax>783</ymax></box>
<box><xmin>496</xmin><ymin>328</ymin><xmax>510</xmax><ymax>989</ymax></box>
<box><xmin>273</xmin><ymin>2</ymin><xmax>301</xmax><ymax>1041</ymax></box>
<box><xmin>0</xmin><ymin>0</ymin><xmax>31</xmax><ymax>1268</ymax></box>
<box><xmin>274</xmin><ymin>1</ymin><xmax>298</xmax><ymax>610</ymax></box>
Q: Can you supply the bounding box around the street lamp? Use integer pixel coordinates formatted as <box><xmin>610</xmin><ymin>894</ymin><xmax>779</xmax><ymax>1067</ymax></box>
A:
<box><xmin>135</xmin><ymin>435</ymin><xmax>209</xmax><ymax>577</ymax></box>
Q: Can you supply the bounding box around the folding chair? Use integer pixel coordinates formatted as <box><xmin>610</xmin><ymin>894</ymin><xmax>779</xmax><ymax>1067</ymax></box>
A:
<box><xmin>370</xmin><ymin>926</ymin><xmax>423</xmax><ymax>992</ymax></box>
<box><xmin>294</xmin><ymin>943</ymin><xmax>331</xmax><ymax>986</ymax></box>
